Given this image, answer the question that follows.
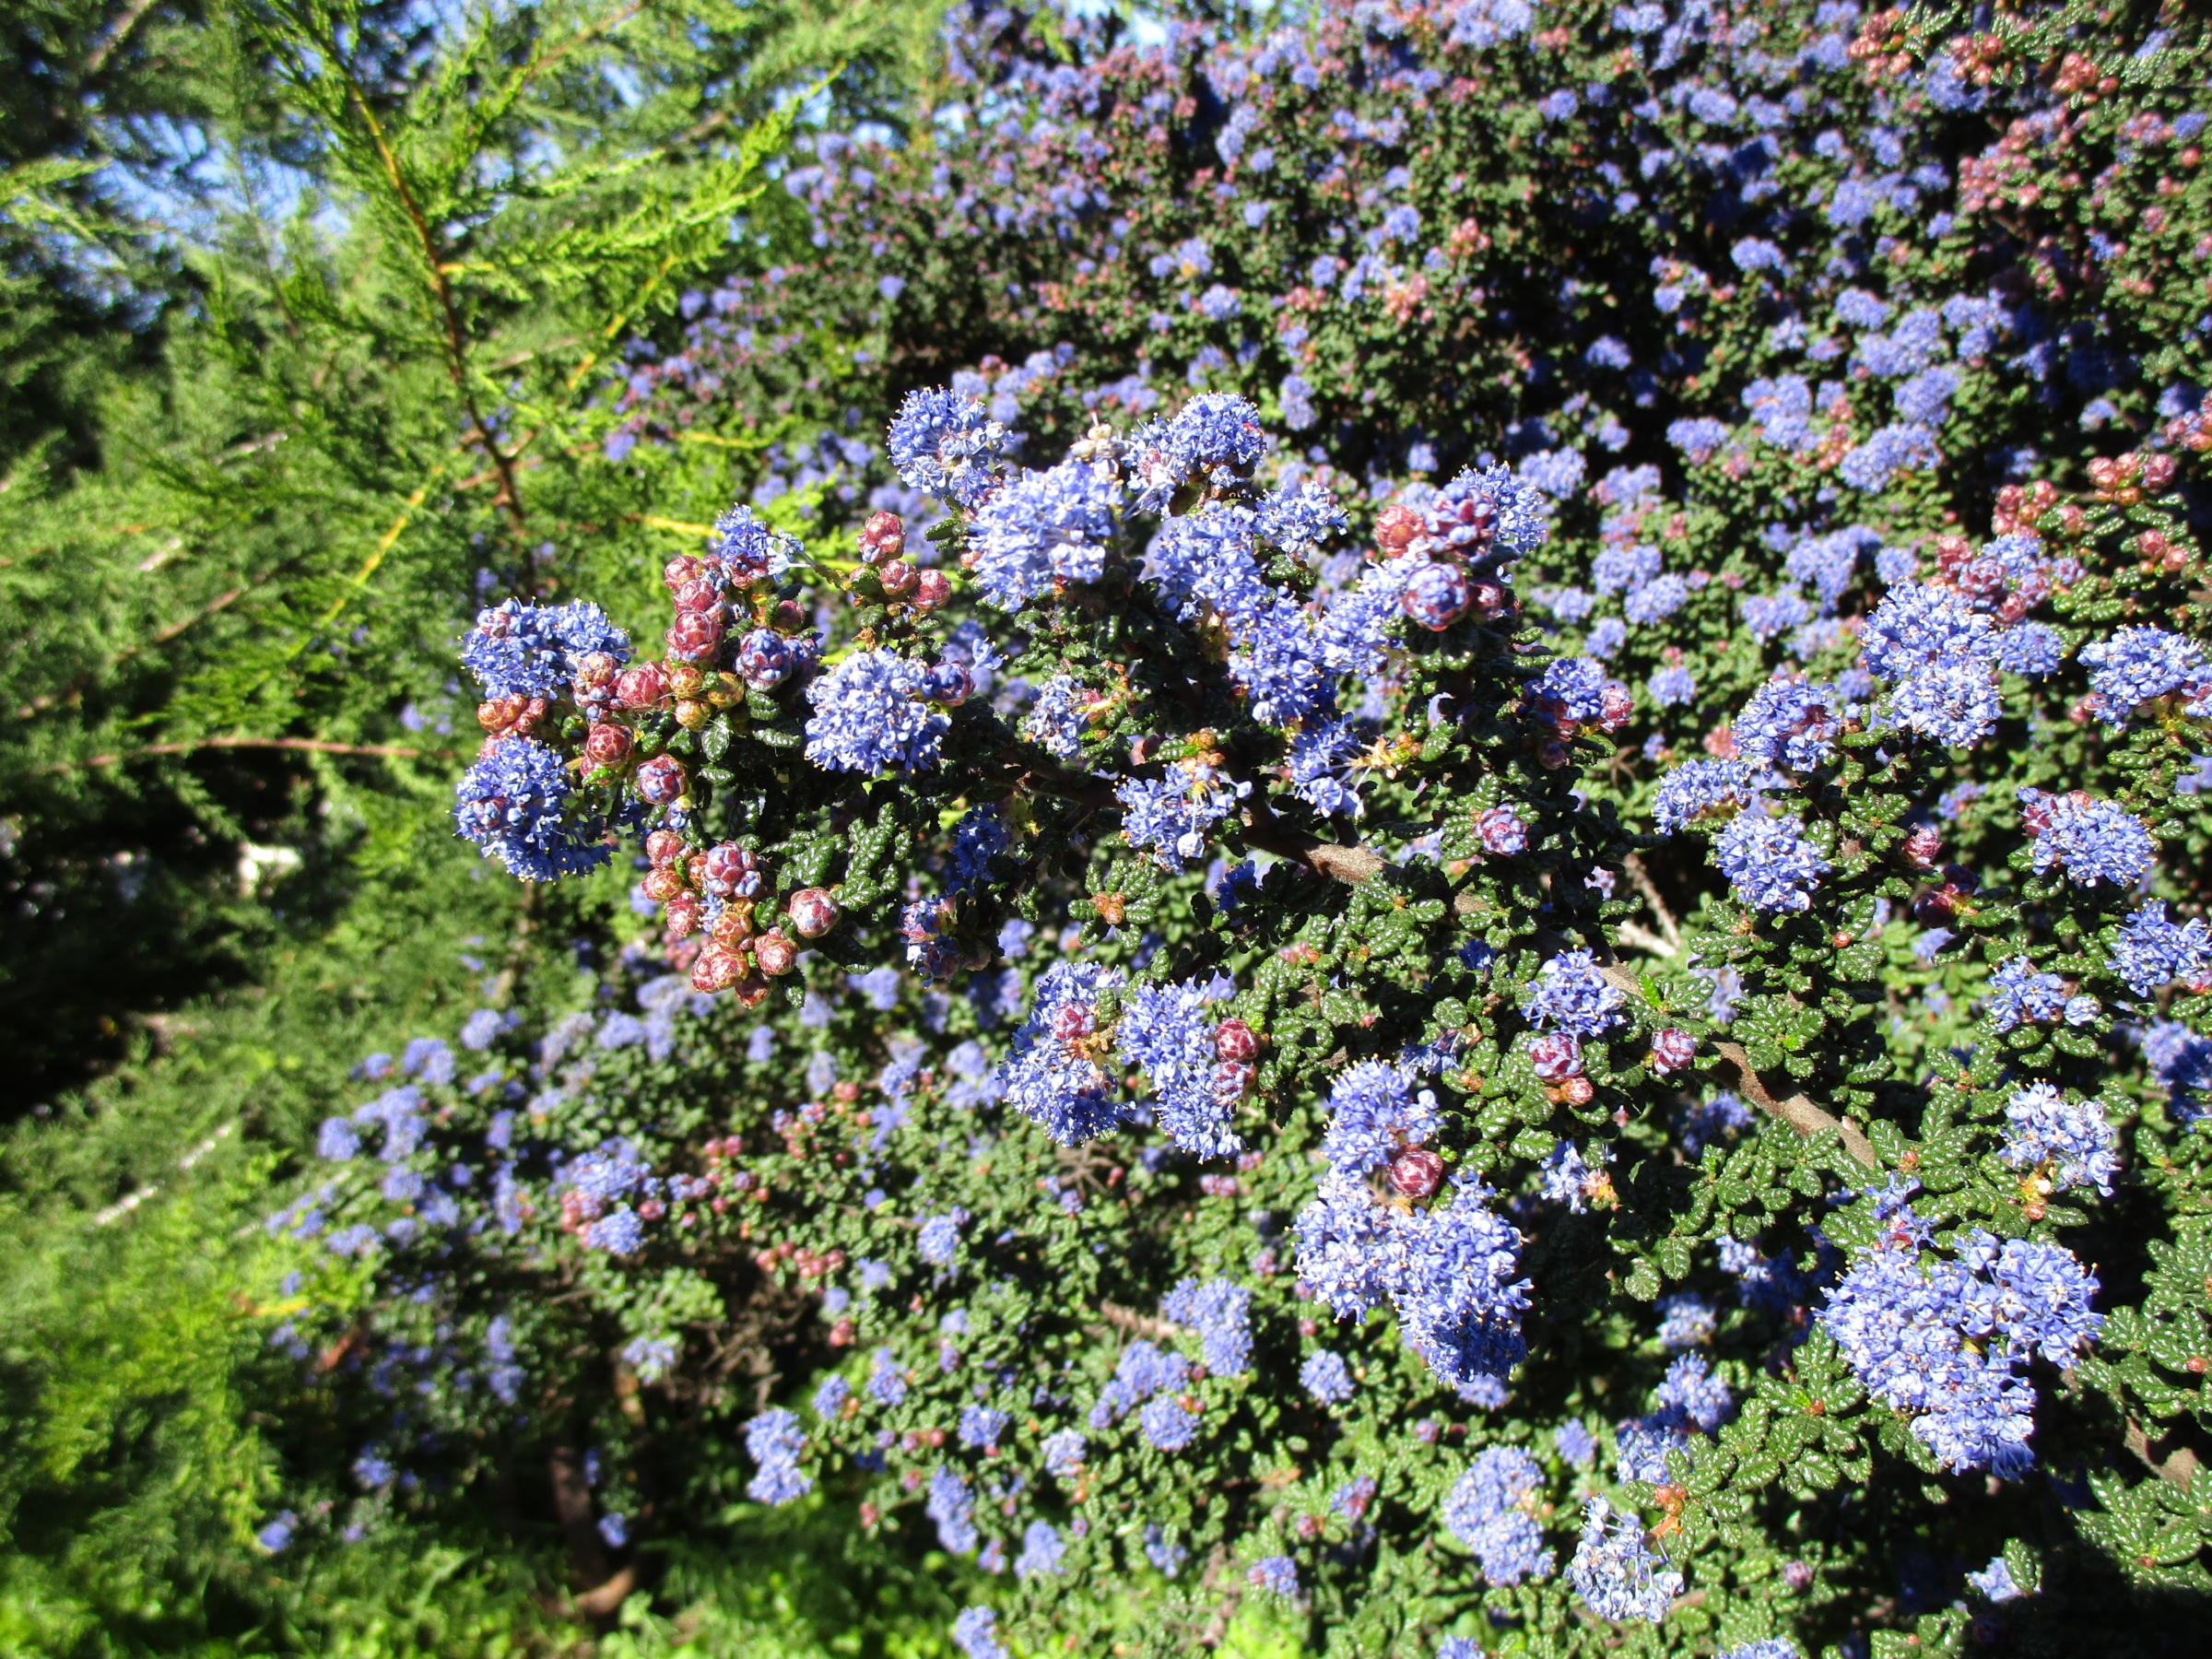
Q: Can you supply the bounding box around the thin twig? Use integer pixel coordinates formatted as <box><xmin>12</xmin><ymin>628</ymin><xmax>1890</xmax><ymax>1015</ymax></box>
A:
<box><xmin>1622</xmin><ymin>852</ymin><xmax>1681</xmax><ymax>950</ymax></box>
<box><xmin>343</xmin><ymin>77</ymin><xmax>531</xmax><ymax>544</ymax></box>
<box><xmin>80</xmin><ymin>0</ymin><xmax>161</xmax><ymax>81</ymax></box>
<box><xmin>1268</xmin><ymin>824</ymin><xmax>1881</xmax><ymax>1169</ymax></box>
<box><xmin>1616</xmin><ymin>919</ymin><xmax>1677</xmax><ymax>959</ymax></box>
<box><xmin>52</xmin><ymin>735</ymin><xmax>435</xmax><ymax>772</ymax></box>
<box><xmin>1095</xmin><ymin>1300</ymin><xmax>1182</xmax><ymax>1343</ymax></box>
<box><xmin>1708</xmin><ymin>1037</ymin><xmax>1879</xmax><ymax>1169</ymax></box>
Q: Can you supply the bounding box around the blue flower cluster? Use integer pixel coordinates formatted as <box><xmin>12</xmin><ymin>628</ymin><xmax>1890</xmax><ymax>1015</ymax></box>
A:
<box><xmin>804</xmin><ymin>650</ymin><xmax>952</xmax><ymax>774</ymax></box>
<box><xmin>1118</xmin><ymin>981</ymin><xmax>1246</xmax><ymax>1158</ymax></box>
<box><xmin>1567</xmin><ymin>1496</ymin><xmax>1681</xmax><ymax>1624</ymax></box>
<box><xmin>462</xmin><ymin>598</ymin><xmax>629</xmax><ymax>700</ymax></box>
<box><xmin>2000</xmin><ymin>1084</ymin><xmax>2119</xmax><ymax>1196</ymax></box>
<box><xmin>1818</xmin><ymin>1183</ymin><xmax>2101</xmax><ymax>1477</ymax></box>
<box><xmin>2019</xmin><ymin>788</ymin><xmax>2156</xmax><ymax>888</ymax></box>
<box><xmin>745</xmin><ymin>1407</ymin><xmax>811</xmax><ymax>1504</ymax></box>
<box><xmin>1296</xmin><ymin>1171</ymin><xmax>1531</xmax><ymax>1395</ymax></box>
<box><xmin>453</xmin><ymin>738</ymin><xmax>614</xmax><ymax>880</ymax></box>
<box><xmin>1713</xmin><ymin>811</ymin><xmax>1830</xmax><ymax>913</ymax></box>
<box><xmin>887</xmin><ymin>387</ymin><xmax>1009</xmax><ymax>508</ymax></box>
<box><xmin>1441</xmin><ymin>1446</ymin><xmax>1554</xmax><ymax>1585</ymax></box>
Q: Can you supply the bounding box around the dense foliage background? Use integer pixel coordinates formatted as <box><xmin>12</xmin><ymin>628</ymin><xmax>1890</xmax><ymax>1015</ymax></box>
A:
<box><xmin>6</xmin><ymin>1</ymin><xmax>2212</xmax><ymax>1655</ymax></box>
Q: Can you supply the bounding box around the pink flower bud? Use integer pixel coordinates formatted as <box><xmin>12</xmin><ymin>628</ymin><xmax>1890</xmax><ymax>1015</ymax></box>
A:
<box><xmin>635</xmin><ymin>754</ymin><xmax>688</xmax><ymax>806</ymax></box>
<box><xmin>787</xmin><ymin>888</ymin><xmax>839</xmax><ymax>938</ymax></box>
<box><xmin>665</xmin><ymin>609</ymin><xmax>724</xmax><ymax>663</ymax></box>
<box><xmin>1531</xmin><ymin>1031</ymin><xmax>1584</xmax><ymax>1079</ymax></box>
<box><xmin>663</xmin><ymin>892</ymin><xmax>700</xmax><ymax>938</ymax></box>
<box><xmin>689</xmin><ymin>943</ymin><xmax>744</xmax><ymax>994</ymax></box>
<box><xmin>1215</xmin><ymin>1018</ymin><xmax>1260</xmax><ymax>1064</ymax></box>
<box><xmin>1390</xmin><ymin>1147</ymin><xmax>1444</xmax><ymax>1199</ymax></box>
<box><xmin>1648</xmin><ymin>1028</ymin><xmax>1697</xmax><ymax>1074</ymax></box>
<box><xmin>615</xmin><ymin>662</ymin><xmax>670</xmax><ymax>711</ymax></box>
<box><xmin>859</xmin><ymin>511</ymin><xmax>906</xmax><ymax>564</ymax></box>
<box><xmin>673</xmin><ymin>578</ymin><xmax>723</xmax><ymax>614</ymax></box>
<box><xmin>584</xmin><ymin>723</ymin><xmax>632</xmax><ymax>767</ymax></box>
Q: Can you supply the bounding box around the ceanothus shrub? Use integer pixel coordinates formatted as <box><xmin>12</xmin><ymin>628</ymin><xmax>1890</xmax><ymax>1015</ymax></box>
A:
<box><xmin>256</xmin><ymin>3</ymin><xmax>2212</xmax><ymax>1654</ymax></box>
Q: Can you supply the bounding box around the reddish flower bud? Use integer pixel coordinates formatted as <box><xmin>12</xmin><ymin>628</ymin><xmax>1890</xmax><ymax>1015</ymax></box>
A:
<box><xmin>664</xmin><ymin>555</ymin><xmax>704</xmax><ymax>592</ymax></box>
<box><xmin>1901</xmin><ymin>825</ymin><xmax>1942</xmax><ymax>867</ymax></box>
<box><xmin>859</xmin><ymin>511</ymin><xmax>906</xmax><ymax>565</ymax></box>
<box><xmin>1530</xmin><ymin>1031</ymin><xmax>1583</xmax><ymax>1079</ymax></box>
<box><xmin>1477</xmin><ymin>806</ymin><xmax>1528</xmax><ymax>855</ymax></box>
<box><xmin>673</xmin><ymin>578</ymin><xmax>723</xmax><ymax>614</ymax></box>
<box><xmin>913</xmin><ymin>569</ymin><xmax>953</xmax><ymax>609</ymax></box>
<box><xmin>583</xmin><ymin>723</ymin><xmax>632</xmax><ymax>767</ymax></box>
<box><xmin>635</xmin><ymin>754</ymin><xmax>688</xmax><ymax>806</ymax></box>
<box><xmin>1212</xmin><ymin>1061</ymin><xmax>1254</xmax><ymax>1101</ymax></box>
<box><xmin>1557</xmin><ymin>1075</ymin><xmax>1595</xmax><ymax>1105</ymax></box>
<box><xmin>1648</xmin><ymin>1028</ymin><xmax>1697</xmax><ymax>1074</ymax></box>
<box><xmin>1596</xmin><ymin>683</ymin><xmax>1635</xmax><ymax>732</ymax></box>
<box><xmin>673</xmin><ymin>698</ymin><xmax>712</xmax><ymax>731</ymax></box>
<box><xmin>645</xmin><ymin>830</ymin><xmax>686</xmax><ymax>865</ymax></box>
<box><xmin>754</xmin><ymin>930</ymin><xmax>798</xmax><ymax>976</ymax></box>
<box><xmin>710</xmin><ymin>902</ymin><xmax>756</xmax><ymax>946</ymax></box>
<box><xmin>689</xmin><ymin>943</ymin><xmax>745</xmax><ymax>994</ymax></box>
<box><xmin>663</xmin><ymin>892</ymin><xmax>700</xmax><ymax>938</ymax></box>
<box><xmin>572</xmin><ymin>651</ymin><xmax>621</xmax><ymax>700</ymax></box>
<box><xmin>1390</xmin><ymin>1147</ymin><xmax>1444</xmax><ymax>1200</ymax></box>
<box><xmin>878</xmin><ymin>559</ymin><xmax>918</xmax><ymax>596</ymax></box>
<box><xmin>615</xmin><ymin>662</ymin><xmax>670</xmax><ymax>711</ymax></box>
<box><xmin>1215</xmin><ymin>1018</ymin><xmax>1260</xmax><ymax>1064</ymax></box>
<box><xmin>665</xmin><ymin>608</ymin><xmax>724</xmax><ymax>663</ymax></box>
<box><xmin>731</xmin><ymin>973</ymin><xmax>772</xmax><ymax>1008</ymax></box>
<box><xmin>787</xmin><ymin>888</ymin><xmax>839</xmax><ymax>938</ymax></box>
<box><xmin>642</xmin><ymin>865</ymin><xmax>688</xmax><ymax>902</ymax></box>
<box><xmin>1374</xmin><ymin>503</ymin><xmax>1423</xmax><ymax>550</ymax></box>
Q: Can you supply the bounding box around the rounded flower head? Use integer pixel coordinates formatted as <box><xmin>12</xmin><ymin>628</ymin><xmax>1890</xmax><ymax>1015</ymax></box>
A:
<box><xmin>2078</xmin><ymin>625</ymin><xmax>2211</xmax><ymax>724</ymax></box>
<box><xmin>2001</xmin><ymin>1083</ymin><xmax>2119</xmax><ymax>1194</ymax></box>
<box><xmin>971</xmin><ymin>460</ymin><xmax>1121</xmax><ymax>610</ymax></box>
<box><xmin>453</xmin><ymin>738</ymin><xmax>613</xmax><ymax>880</ymax></box>
<box><xmin>462</xmin><ymin>599</ymin><xmax>629</xmax><ymax>700</ymax></box>
<box><xmin>1714</xmin><ymin>812</ymin><xmax>1829</xmax><ymax>912</ymax></box>
<box><xmin>888</xmin><ymin>387</ymin><xmax>1008</xmax><ymax>508</ymax></box>
<box><xmin>2018</xmin><ymin>789</ymin><xmax>2154</xmax><ymax>888</ymax></box>
<box><xmin>805</xmin><ymin>650</ymin><xmax>950</xmax><ymax>773</ymax></box>
<box><xmin>1441</xmin><ymin>1446</ymin><xmax>1554</xmax><ymax>1585</ymax></box>
<box><xmin>1521</xmin><ymin>950</ymin><xmax>1628</xmax><ymax>1036</ymax></box>
<box><xmin>1568</xmin><ymin>1497</ymin><xmax>1681</xmax><ymax>1623</ymax></box>
<box><xmin>998</xmin><ymin>962</ymin><xmax>1129</xmax><ymax>1144</ymax></box>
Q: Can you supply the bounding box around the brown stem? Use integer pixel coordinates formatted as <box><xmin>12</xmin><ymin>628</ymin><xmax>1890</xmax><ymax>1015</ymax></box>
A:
<box><xmin>1622</xmin><ymin>852</ymin><xmax>1681</xmax><ymax>950</ymax></box>
<box><xmin>341</xmin><ymin>74</ymin><xmax>531</xmax><ymax>546</ymax></box>
<box><xmin>50</xmin><ymin>735</ymin><xmax>436</xmax><ymax>772</ymax></box>
<box><xmin>1261</xmin><ymin>820</ymin><xmax>1881</xmax><ymax>1169</ymax></box>
<box><xmin>2124</xmin><ymin>1417</ymin><xmax>2201</xmax><ymax>1491</ymax></box>
<box><xmin>1708</xmin><ymin>1037</ymin><xmax>1879</xmax><ymax>1169</ymax></box>
<box><xmin>547</xmin><ymin>1443</ymin><xmax>615</xmax><ymax>1603</ymax></box>
<box><xmin>79</xmin><ymin>0</ymin><xmax>160</xmax><ymax>82</ymax></box>
<box><xmin>1241</xmin><ymin>799</ymin><xmax>1386</xmax><ymax>883</ymax></box>
<box><xmin>1095</xmin><ymin>1300</ymin><xmax>1182</xmax><ymax>1343</ymax></box>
